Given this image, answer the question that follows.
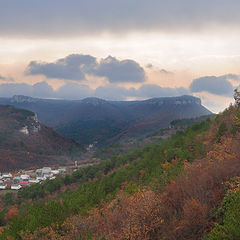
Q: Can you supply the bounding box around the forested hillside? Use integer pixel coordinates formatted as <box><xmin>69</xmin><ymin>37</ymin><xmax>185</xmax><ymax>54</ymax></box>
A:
<box><xmin>0</xmin><ymin>103</ymin><xmax>239</xmax><ymax>239</ymax></box>
<box><xmin>0</xmin><ymin>105</ymin><xmax>83</xmax><ymax>170</ymax></box>
<box><xmin>93</xmin><ymin>114</ymin><xmax>214</xmax><ymax>161</ymax></box>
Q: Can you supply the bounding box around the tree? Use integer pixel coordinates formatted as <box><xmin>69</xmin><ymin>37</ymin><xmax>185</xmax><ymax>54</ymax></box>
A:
<box><xmin>234</xmin><ymin>88</ymin><xmax>240</xmax><ymax>106</ymax></box>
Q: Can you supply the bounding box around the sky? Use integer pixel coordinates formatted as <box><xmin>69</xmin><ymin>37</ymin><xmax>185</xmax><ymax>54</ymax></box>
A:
<box><xmin>0</xmin><ymin>1</ymin><xmax>240</xmax><ymax>112</ymax></box>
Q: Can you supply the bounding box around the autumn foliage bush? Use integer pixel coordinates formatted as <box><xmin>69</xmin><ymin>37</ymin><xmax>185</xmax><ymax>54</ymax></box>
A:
<box><xmin>4</xmin><ymin>206</ymin><xmax>18</xmax><ymax>223</ymax></box>
<box><xmin>23</xmin><ymin>156</ymin><xmax>240</xmax><ymax>240</ymax></box>
<box><xmin>5</xmin><ymin>108</ymin><xmax>240</xmax><ymax>239</ymax></box>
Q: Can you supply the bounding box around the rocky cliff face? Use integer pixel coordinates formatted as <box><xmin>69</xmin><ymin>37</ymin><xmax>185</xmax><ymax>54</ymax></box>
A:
<box><xmin>144</xmin><ymin>95</ymin><xmax>201</xmax><ymax>106</ymax></box>
<box><xmin>11</xmin><ymin>95</ymin><xmax>39</xmax><ymax>103</ymax></box>
<box><xmin>19</xmin><ymin>114</ymin><xmax>41</xmax><ymax>135</ymax></box>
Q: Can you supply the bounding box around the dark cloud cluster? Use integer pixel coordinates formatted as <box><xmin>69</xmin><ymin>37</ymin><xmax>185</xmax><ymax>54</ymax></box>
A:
<box><xmin>189</xmin><ymin>74</ymin><xmax>239</xmax><ymax>97</ymax></box>
<box><xmin>32</xmin><ymin>81</ymin><xmax>54</xmax><ymax>98</ymax></box>
<box><xmin>93</xmin><ymin>56</ymin><xmax>145</xmax><ymax>83</ymax></box>
<box><xmin>137</xmin><ymin>84</ymin><xmax>188</xmax><ymax>98</ymax></box>
<box><xmin>0</xmin><ymin>0</ymin><xmax>240</xmax><ymax>37</ymax></box>
<box><xmin>0</xmin><ymin>82</ymin><xmax>188</xmax><ymax>100</ymax></box>
<box><xmin>26</xmin><ymin>54</ymin><xmax>96</xmax><ymax>81</ymax></box>
<box><xmin>94</xmin><ymin>85</ymin><xmax>135</xmax><ymax>100</ymax></box>
<box><xmin>56</xmin><ymin>83</ymin><xmax>93</xmax><ymax>100</ymax></box>
<box><xmin>0</xmin><ymin>83</ymin><xmax>33</xmax><ymax>97</ymax></box>
<box><xmin>0</xmin><ymin>72</ymin><xmax>237</xmax><ymax>100</ymax></box>
<box><xmin>26</xmin><ymin>54</ymin><xmax>146</xmax><ymax>83</ymax></box>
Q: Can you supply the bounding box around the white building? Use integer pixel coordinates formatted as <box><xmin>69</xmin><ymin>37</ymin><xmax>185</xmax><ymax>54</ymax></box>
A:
<box><xmin>51</xmin><ymin>170</ymin><xmax>60</xmax><ymax>175</ymax></box>
<box><xmin>37</xmin><ymin>176</ymin><xmax>47</xmax><ymax>181</ymax></box>
<box><xmin>11</xmin><ymin>185</ymin><xmax>22</xmax><ymax>190</ymax></box>
<box><xmin>20</xmin><ymin>175</ymin><xmax>30</xmax><ymax>180</ymax></box>
<box><xmin>0</xmin><ymin>184</ymin><xmax>7</xmax><ymax>190</ymax></box>
<box><xmin>2</xmin><ymin>173</ymin><xmax>12</xmax><ymax>178</ymax></box>
<box><xmin>42</xmin><ymin>167</ymin><xmax>52</xmax><ymax>175</ymax></box>
<box><xmin>29</xmin><ymin>179</ymin><xmax>40</xmax><ymax>184</ymax></box>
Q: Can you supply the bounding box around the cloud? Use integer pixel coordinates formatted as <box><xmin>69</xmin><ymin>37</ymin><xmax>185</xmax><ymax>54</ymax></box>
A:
<box><xmin>26</xmin><ymin>54</ymin><xmax>146</xmax><ymax>83</ymax></box>
<box><xmin>94</xmin><ymin>84</ymin><xmax>188</xmax><ymax>100</ymax></box>
<box><xmin>0</xmin><ymin>82</ymin><xmax>54</xmax><ymax>98</ymax></box>
<box><xmin>145</xmin><ymin>65</ymin><xmax>173</xmax><ymax>75</ymax></box>
<box><xmin>0</xmin><ymin>81</ymin><xmax>190</xmax><ymax>101</ymax></box>
<box><xmin>0</xmin><ymin>83</ymin><xmax>33</xmax><ymax>97</ymax></box>
<box><xmin>159</xmin><ymin>69</ymin><xmax>173</xmax><ymax>75</ymax></box>
<box><xmin>221</xmin><ymin>74</ymin><xmax>240</xmax><ymax>81</ymax></box>
<box><xmin>146</xmin><ymin>64</ymin><xmax>153</xmax><ymax>69</ymax></box>
<box><xmin>137</xmin><ymin>84</ymin><xmax>189</xmax><ymax>98</ymax></box>
<box><xmin>93</xmin><ymin>56</ymin><xmax>146</xmax><ymax>83</ymax></box>
<box><xmin>26</xmin><ymin>54</ymin><xmax>96</xmax><ymax>81</ymax></box>
<box><xmin>0</xmin><ymin>1</ymin><xmax>240</xmax><ymax>37</ymax></box>
<box><xmin>33</xmin><ymin>81</ymin><xmax>54</xmax><ymax>98</ymax></box>
<box><xmin>56</xmin><ymin>83</ymin><xmax>93</xmax><ymax>100</ymax></box>
<box><xmin>189</xmin><ymin>75</ymin><xmax>234</xmax><ymax>97</ymax></box>
<box><xmin>94</xmin><ymin>85</ymin><xmax>136</xmax><ymax>100</ymax></box>
<box><xmin>0</xmin><ymin>75</ymin><xmax>14</xmax><ymax>82</ymax></box>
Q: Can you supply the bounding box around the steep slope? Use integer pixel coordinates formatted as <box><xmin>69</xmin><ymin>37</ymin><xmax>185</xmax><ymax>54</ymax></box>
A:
<box><xmin>0</xmin><ymin>105</ymin><xmax>83</xmax><ymax>170</ymax></box>
<box><xmin>93</xmin><ymin>114</ymin><xmax>214</xmax><ymax>161</ymax></box>
<box><xmin>1</xmin><ymin>104</ymin><xmax>239</xmax><ymax>240</ymax></box>
<box><xmin>0</xmin><ymin>108</ymin><xmax>213</xmax><ymax>239</ymax></box>
<box><xmin>0</xmin><ymin>95</ymin><xmax>212</xmax><ymax>146</ymax></box>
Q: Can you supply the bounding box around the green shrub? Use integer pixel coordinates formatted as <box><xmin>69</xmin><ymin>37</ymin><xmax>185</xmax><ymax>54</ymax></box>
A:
<box><xmin>207</xmin><ymin>191</ymin><xmax>240</xmax><ymax>240</ymax></box>
<box><xmin>216</xmin><ymin>122</ymin><xmax>227</xmax><ymax>143</ymax></box>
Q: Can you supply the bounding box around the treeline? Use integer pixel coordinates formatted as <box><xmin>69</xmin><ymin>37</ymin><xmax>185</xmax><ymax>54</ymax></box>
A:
<box><xmin>170</xmin><ymin>114</ymin><xmax>214</xmax><ymax>128</ymax></box>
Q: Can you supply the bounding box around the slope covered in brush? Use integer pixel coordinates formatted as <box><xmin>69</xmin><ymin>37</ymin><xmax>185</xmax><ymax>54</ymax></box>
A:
<box><xmin>0</xmin><ymin>109</ymin><xmax>212</xmax><ymax>239</ymax></box>
<box><xmin>1</xmin><ymin>104</ymin><xmax>240</xmax><ymax>239</ymax></box>
<box><xmin>0</xmin><ymin>105</ymin><xmax>83</xmax><ymax>170</ymax></box>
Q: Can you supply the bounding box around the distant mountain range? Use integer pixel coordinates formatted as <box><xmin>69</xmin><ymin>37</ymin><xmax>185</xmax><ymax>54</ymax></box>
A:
<box><xmin>0</xmin><ymin>95</ymin><xmax>212</xmax><ymax>146</ymax></box>
<box><xmin>0</xmin><ymin>105</ymin><xmax>83</xmax><ymax>170</ymax></box>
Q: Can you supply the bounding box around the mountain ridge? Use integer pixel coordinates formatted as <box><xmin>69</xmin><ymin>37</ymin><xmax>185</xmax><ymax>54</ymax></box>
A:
<box><xmin>0</xmin><ymin>95</ymin><xmax>211</xmax><ymax>146</ymax></box>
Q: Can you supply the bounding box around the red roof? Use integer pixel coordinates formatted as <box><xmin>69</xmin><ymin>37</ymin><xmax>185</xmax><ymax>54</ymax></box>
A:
<box><xmin>20</xmin><ymin>181</ymin><xmax>28</xmax><ymax>184</ymax></box>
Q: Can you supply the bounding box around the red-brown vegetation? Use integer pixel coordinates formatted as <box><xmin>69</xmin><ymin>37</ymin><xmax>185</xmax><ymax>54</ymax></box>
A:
<box><xmin>4</xmin><ymin>206</ymin><xmax>19</xmax><ymax>223</ymax></box>
<box><xmin>8</xmin><ymin>106</ymin><xmax>240</xmax><ymax>240</ymax></box>
<box><xmin>0</xmin><ymin>105</ymin><xmax>83</xmax><ymax>170</ymax></box>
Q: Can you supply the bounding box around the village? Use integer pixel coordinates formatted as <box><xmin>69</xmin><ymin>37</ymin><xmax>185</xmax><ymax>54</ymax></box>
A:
<box><xmin>0</xmin><ymin>158</ymin><xmax>97</xmax><ymax>192</ymax></box>
<box><xmin>0</xmin><ymin>166</ymin><xmax>67</xmax><ymax>191</ymax></box>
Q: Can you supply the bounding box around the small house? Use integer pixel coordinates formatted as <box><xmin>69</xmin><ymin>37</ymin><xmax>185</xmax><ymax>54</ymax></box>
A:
<box><xmin>20</xmin><ymin>180</ymin><xmax>29</xmax><ymax>187</ymax></box>
<box><xmin>2</xmin><ymin>173</ymin><xmax>12</xmax><ymax>179</ymax></box>
<box><xmin>36</xmin><ymin>169</ymin><xmax>43</xmax><ymax>177</ymax></box>
<box><xmin>13</xmin><ymin>177</ymin><xmax>21</xmax><ymax>184</ymax></box>
<box><xmin>29</xmin><ymin>179</ymin><xmax>40</xmax><ymax>184</ymax></box>
<box><xmin>42</xmin><ymin>167</ymin><xmax>52</xmax><ymax>175</ymax></box>
<box><xmin>0</xmin><ymin>184</ymin><xmax>7</xmax><ymax>190</ymax></box>
<box><xmin>36</xmin><ymin>176</ymin><xmax>46</xmax><ymax>182</ymax></box>
<box><xmin>58</xmin><ymin>168</ymin><xmax>66</xmax><ymax>173</ymax></box>
<box><xmin>51</xmin><ymin>170</ymin><xmax>60</xmax><ymax>175</ymax></box>
<box><xmin>11</xmin><ymin>184</ymin><xmax>22</xmax><ymax>190</ymax></box>
<box><xmin>20</xmin><ymin>175</ymin><xmax>30</xmax><ymax>180</ymax></box>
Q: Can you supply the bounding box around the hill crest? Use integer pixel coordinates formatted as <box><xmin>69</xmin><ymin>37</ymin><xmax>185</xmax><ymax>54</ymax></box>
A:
<box><xmin>0</xmin><ymin>95</ymin><xmax>211</xmax><ymax>146</ymax></box>
<box><xmin>0</xmin><ymin>104</ymin><xmax>83</xmax><ymax>170</ymax></box>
